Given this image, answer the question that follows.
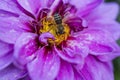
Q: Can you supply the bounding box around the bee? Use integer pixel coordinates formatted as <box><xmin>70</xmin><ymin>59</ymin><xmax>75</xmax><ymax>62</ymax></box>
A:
<box><xmin>53</xmin><ymin>13</ymin><xmax>65</xmax><ymax>34</ymax></box>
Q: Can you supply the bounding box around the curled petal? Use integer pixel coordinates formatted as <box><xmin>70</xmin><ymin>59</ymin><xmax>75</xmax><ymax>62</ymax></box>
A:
<box><xmin>58</xmin><ymin>3</ymin><xmax>77</xmax><ymax>17</ymax></box>
<box><xmin>14</xmin><ymin>33</ymin><xmax>38</xmax><ymax>65</ymax></box>
<box><xmin>66</xmin><ymin>17</ymin><xmax>88</xmax><ymax>32</ymax></box>
<box><xmin>54</xmin><ymin>43</ymin><xmax>87</xmax><ymax>65</ymax></box>
<box><xmin>39</xmin><ymin>32</ymin><xmax>55</xmax><ymax>45</ymax></box>
<box><xmin>65</xmin><ymin>37</ymin><xmax>89</xmax><ymax>58</ymax></box>
<box><xmin>57</xmin><ymin>61</ymin><xmax>74</xmax><ymax>80</ymax></box>
<box><xmin>27</xmin><ymin>47</ymin><xmax>60</xmax><ymax>80</ymax></box>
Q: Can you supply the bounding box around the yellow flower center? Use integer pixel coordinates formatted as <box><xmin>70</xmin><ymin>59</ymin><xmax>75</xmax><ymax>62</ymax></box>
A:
<box><xmin>40</xmin><ymin>16</ymin><xmax>70</xmax><ymax>45</ymax></box>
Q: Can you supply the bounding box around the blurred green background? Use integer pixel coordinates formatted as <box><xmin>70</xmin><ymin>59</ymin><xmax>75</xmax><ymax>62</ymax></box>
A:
<box><xmin>106</xmin><ymin>0</ymin><xmax>120</xmax><ymax>80</ymax></box>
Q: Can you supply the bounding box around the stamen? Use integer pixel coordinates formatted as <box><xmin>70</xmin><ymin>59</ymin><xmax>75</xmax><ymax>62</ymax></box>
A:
<box><xmin>40</xmin><ymin>16</ymin><xmax>70</xmax><ymax>45</ymax></box>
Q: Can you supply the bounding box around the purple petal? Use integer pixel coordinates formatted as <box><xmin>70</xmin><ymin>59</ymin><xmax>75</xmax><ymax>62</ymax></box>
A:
<box><xmin>66</xmin><ymin>37</ymin><xmax>89</xmax><ymax>57</ymax></box>
<box><xmin>89</xmin><ymin>42</ymin><xmax>113</xmax><ymax>54</ymax></box>
<box><xmin>73</xmin><ymin>29</ymin><xmax>120</xmax><ymax>61</ymax></box>
<box><xmin>20</xmin><ymin>75</ymin><xmax>31</xmax><ymax>80</ymax></box>
<box><xmin>104</xmin><ymin>3</ymin><xmax>119</xmax><ymax>19</ymax></box>
<box><xmin>0</xmin><ymin>0</ymin><xmax>35</xmax><ymax>19</ymax></box>
<box><xmin>0</xmin><ymin>0</ymin><xmax>36</xmax><ymax>19</ymax></box>
<box><xmin>74</xmin><ymin>68</ymin><xmax>84</xmax><ymax>80</ymax></box>
<box><xmin>0</xmin><ymin>0</ymin><xmax>22</xmax><ymax>16</ymax></box>
<box><xmin>14</xmin><ymin>33</ymin><xmax>38</xmax><ymax>65</ymax></box>
<box><xmin>54</xmin><ymin>44</ymin><xmax>87</xmax><ymax>64</ymax></box>
<box><xmin>66</xmin><ymin>17</ymin><xmax>88</xmax><ymax>32</ymax></box>
<box><xmin>0</xmin><ymin>18</ymin><xmax>21</xmax><ymax>43</ymax></box>
<box><xmin>50</xmin><ymin>0</ymin><xmax>77</xmax><ymax>16</ymax></box>
<box><xmin>84</xmin><ymin>3</ymin><xmax>120</xmax><ymax>40</ymax></box>
<box><xmin>0</xmin><ymin>64</ymin><xmax>26</xmax><ymax>80</ymax></box>
<box><xmin>104</xmin><ymin>22</ymin><xmax>120</xmax><ymax>40</ymax></box>
<box><xmin>76</xmin><ymin>56</ymin><xmax>114</xmax><ymax>80</ymax></box>
<box><xmin>88</xmin><ymin>21</ymin><xmax>120</xmax><ymax>40</ymax></box>
<box><xmin>57</xmin><ymin>3</ymin><xmax>77</xmax><ymax>17</ymax></box>
<box><xmin>0</xmin><ymin>17</ymin><xmax>31</xmax><ymax>44</ymax></box>
<box><xmin>0</xmin><ymin>9</ymin><xmax>19</xmax><ymax>17</ymax></box>
<box><xmin>0</xmin><ymin>40</ymin><xmax>13</xmax><ymax>57</ymax></box>
<box><xmin>17</xmin><ymin>0</ymin><xmax>54</xmax><ymax>16</ymax></box>
<box><xmin>85</xmin><ymin>2</ymin><xmax>119</xmax><ymax>21</ymax></box>
<box><xmin>89</xmin><ymin>41</ymin><xmax>120</xmax><ymax>61</ymax></box>
<box><xmin>57</xmin><ymin>61</ymin><xmax>74</xmax><ymax>80</ymax></box>
<box><xmin>74</xmin><ymin>29</ymin><xmax>115</xmax><ymax>53</ymax></box>
<box><xmin>70</xmin><ymin>0</ymin><xmax>103</xmax><ymax>16</ymax></box>
<box><xmin>17</xmin><ymin>0</ymin><xmax>55</xmax><ymax>17</ymax></box>
<box><xmin>49</xmin><ymin>0</ymin><xmax>63</xmax><ymax>15</ymax></box>
<box><xmin>0</xmin><ymin>53</ymin><xmax>13</xmax><ymax>70</ymax></box>
<box><xmin>27</xmin><ymin>47</ymin><xmax>60</xmax><ymax>80</ymax></box>
<box><xmin>97</xmin><ymin>51</ymin><xmax>120</xmax><ymax>61</ymax></box>
<box><xmin>17</xmin><ymin>0</ymin><xmax>41</xmax><ymax>15</ymax></box>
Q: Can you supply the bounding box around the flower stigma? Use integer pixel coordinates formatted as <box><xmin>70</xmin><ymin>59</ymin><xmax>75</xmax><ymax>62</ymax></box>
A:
<box><xmin>40</xmin><ymin>14</ymin><xmax>70</xmax><ymax>46</ymax></box>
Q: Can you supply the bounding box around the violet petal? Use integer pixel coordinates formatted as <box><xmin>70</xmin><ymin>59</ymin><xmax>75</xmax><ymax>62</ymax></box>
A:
<box><xmin>84</xmin><ymin>3</ymin><xmax>120</xmax><ymax>40</ymax></box>
<box><xmin>17</xmin><ymin>0</ymin><xmax>44</xmax><ymax>15</ymax></box>
<box><xmin>0</xmin><ymin>17</ymin><xmax>30</xmax><ymax>44</ymax></box>
<box><xmin>73</xmin><ymin>29</ymin><xmax>120</xmax><ymax>61</ymax></box>
<box><xmin>0</xmin><ymin>40</ymin><xmax>13</xmax><ymax>57</ymax></box>
<box><xmin>0</xmin><ymin>0</ymin><xmax>22</xmax><ymax>16</ymax></box>
<box><xmin>14</xmin><ymin>33</ymin><xmax>38</xmax><ymax>65</ymax></box>
<box><xmin>66</xmin><ymin>17</ymin><xmax>87</xmax><ymax>32</ymax></box>
<box><xmin>0</xmin><ymin>64</ymin><xmax>27</xmax><ymax>80</ymax></box>
<box><xmin>0</xmin><ymin>52</ymin><xmax>13</xmax><ymax>70</ymax></box>
<box><xmin>27</xmin><ymin>47</ymin><xmax>60</xmax><ymax>80</ymax></box>
<box><xmin>85</xmin><ymin>3</ymin><xmax>119</xmax><ymax>21</ymax></box>
<box><xmin>54</xmin><ymin>45</ymin><xmax>86</xmax><ymax>65</ymax></box>
<box><xmin>72</xmin><ymin>0</ymin><xmax>103</xmax><ymax>16</ymax></box>
<box><xmin>57</xmin><ymin>61</ymin><xmax>74</xmax><ymax>80</ymax></box>
<box><xmin>76</xmin><ymin>56</ymin><xmax>114</xmax><ymax>80</ymax></box>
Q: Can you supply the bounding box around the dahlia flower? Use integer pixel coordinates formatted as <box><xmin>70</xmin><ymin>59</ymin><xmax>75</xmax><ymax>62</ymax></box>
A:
<box><xmin>0</xmin><ymin>0</ymin><xmax>120</xmax><ymax>80</ymax></box>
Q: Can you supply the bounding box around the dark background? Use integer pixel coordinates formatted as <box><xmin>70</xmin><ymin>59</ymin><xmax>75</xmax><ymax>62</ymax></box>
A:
<box><xmin>106</xmin><ymin>0</ymin><xmax>120</xmax><ymax>80</ymax></box>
